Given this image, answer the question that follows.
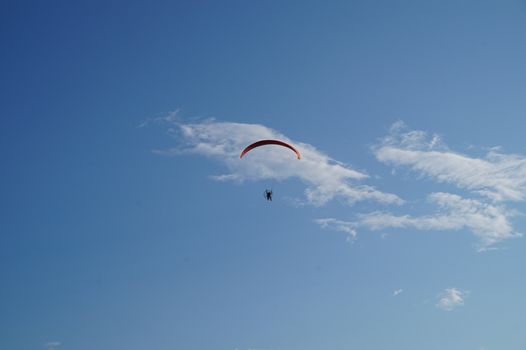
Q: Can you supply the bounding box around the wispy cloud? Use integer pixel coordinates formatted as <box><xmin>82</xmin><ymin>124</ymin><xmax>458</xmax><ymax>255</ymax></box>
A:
<box><xmin>317</xmin><ymin>192</ymin><xmax>520</xmax><ymax>250</ymax></box>
<box><xmin>360</xmin><ymin>192</ymin><xmax>520</xmax><ymax>250</ymax></box>
<box><xmin>393</xmin><ymin>288</ymin><xmax>403</xmax><ymax>296</ymax></box>
<box><xmin>436</xmin><ymin>288</ymin><xmax>467</xmax><ymax>311</ymax></box>
<box><xmin>315</xmin><ymin>218</ymin><xmax>358</xmax><ymax>242</ymax></box>
<box><xmin>359</xmin><ymin>121</ymin><xmax>525</xmax><ymax>249</ymax></box>
<box><xmin>375</xmin><ymin>121</ymin><xmax>526</xmax><ymax>202</ymax></box>
<box><xmin>45</xmin><ymin>342</ymin><xmax>61</xmax><ymax>350</ymax></box>
<box><xmin>161</xmin><ymin>117</ymin><xmax>403</xmax><ymax>206</ymax></box>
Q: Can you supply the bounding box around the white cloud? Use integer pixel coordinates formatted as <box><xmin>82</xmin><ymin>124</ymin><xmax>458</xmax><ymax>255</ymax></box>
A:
<box><xmin>374</xmin><ymin>121</ymin><xmax>526</xmax><ymax>202</ymax></box>
<box><xmin>315</xmin><ymin>218</ymin><xmax>358</xmax><ymax>242</ymax></box>
<box><xmin>163</xmin><ymin>118</ymin><xmax>403</xmax><ymax>206</ymax></box>
<box><xmin>360</xmin><ymin>122</ymin><xmax>524</xmax><ymax>249</ymax></box>
<box><xmin>45</xmin><ymin>342</ymin><xmax>61</xmax><ymax>350</ymax></box>
<box><xmin>360</xmin><ymin>192</ymin><xmax>520</xmax><ymax>250</ymax></box>
<box><xmin>317</xmin><ymin>192</ymin><xmax>521</xmax><ymax>250</ymax></box>
<box><xmin>393</xmin><ymin>288</ymin><xmax>403</xmax><ymax>296</ymax></box>
<box><xmin>436</xmin><ymin>288</ymin><xmax>467</xmax><ymax>311</ymax></box>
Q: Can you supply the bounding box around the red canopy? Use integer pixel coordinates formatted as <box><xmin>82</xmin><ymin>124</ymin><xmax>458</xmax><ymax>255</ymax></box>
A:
<box><xmin>240</xmin><ymin>139</ymin><xmax>301</xmax><ymax>159</ymax></box>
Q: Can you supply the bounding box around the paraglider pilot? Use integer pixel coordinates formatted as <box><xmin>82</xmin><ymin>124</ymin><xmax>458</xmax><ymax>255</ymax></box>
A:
<box><xmin>265</xmin><ymin>189</ymin><xmax>273</xmax><ymax>201</ymax></box>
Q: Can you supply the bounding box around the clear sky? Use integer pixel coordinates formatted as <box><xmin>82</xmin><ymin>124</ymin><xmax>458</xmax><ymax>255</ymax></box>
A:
<box><xmin>2</xmin><ymin>1</ymin><xmax>526</xmax><ymax>349</ymax></box>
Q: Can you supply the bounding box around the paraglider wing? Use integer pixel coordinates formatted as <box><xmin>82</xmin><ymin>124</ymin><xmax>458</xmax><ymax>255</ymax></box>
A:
<box><xmin>240</xmin><ymin>139</ymin><xmax>301</xmax><ymax>159</ymax></box>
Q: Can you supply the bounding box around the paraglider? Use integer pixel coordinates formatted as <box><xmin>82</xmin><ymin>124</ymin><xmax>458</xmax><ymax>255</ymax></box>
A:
<box><xmin>240</xmin><ymin>139</ymin><xmax>300</xmax><ymax>202</ymax></box>
<box><xmin>240</xmin><ymin>139</ymin><xmax>301</xmax><ymax>159</ymax></box>
<box><xmin>264</xmin><ymin>189</ymin><xmax>273</xmax><ymax>201</ymax></box>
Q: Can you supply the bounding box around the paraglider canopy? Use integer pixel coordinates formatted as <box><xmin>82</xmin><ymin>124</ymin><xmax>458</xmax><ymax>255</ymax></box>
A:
<box><xmin>240</xmin><ymin>139</ymin><xmax>301</xmax><ymax>159</ymax></box>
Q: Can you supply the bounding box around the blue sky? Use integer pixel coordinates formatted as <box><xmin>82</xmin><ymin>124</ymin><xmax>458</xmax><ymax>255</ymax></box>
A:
<box><xmin>2</xmin><ymin>1</ymin><xmax>526</xmax><ymax>349</ymax></box>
